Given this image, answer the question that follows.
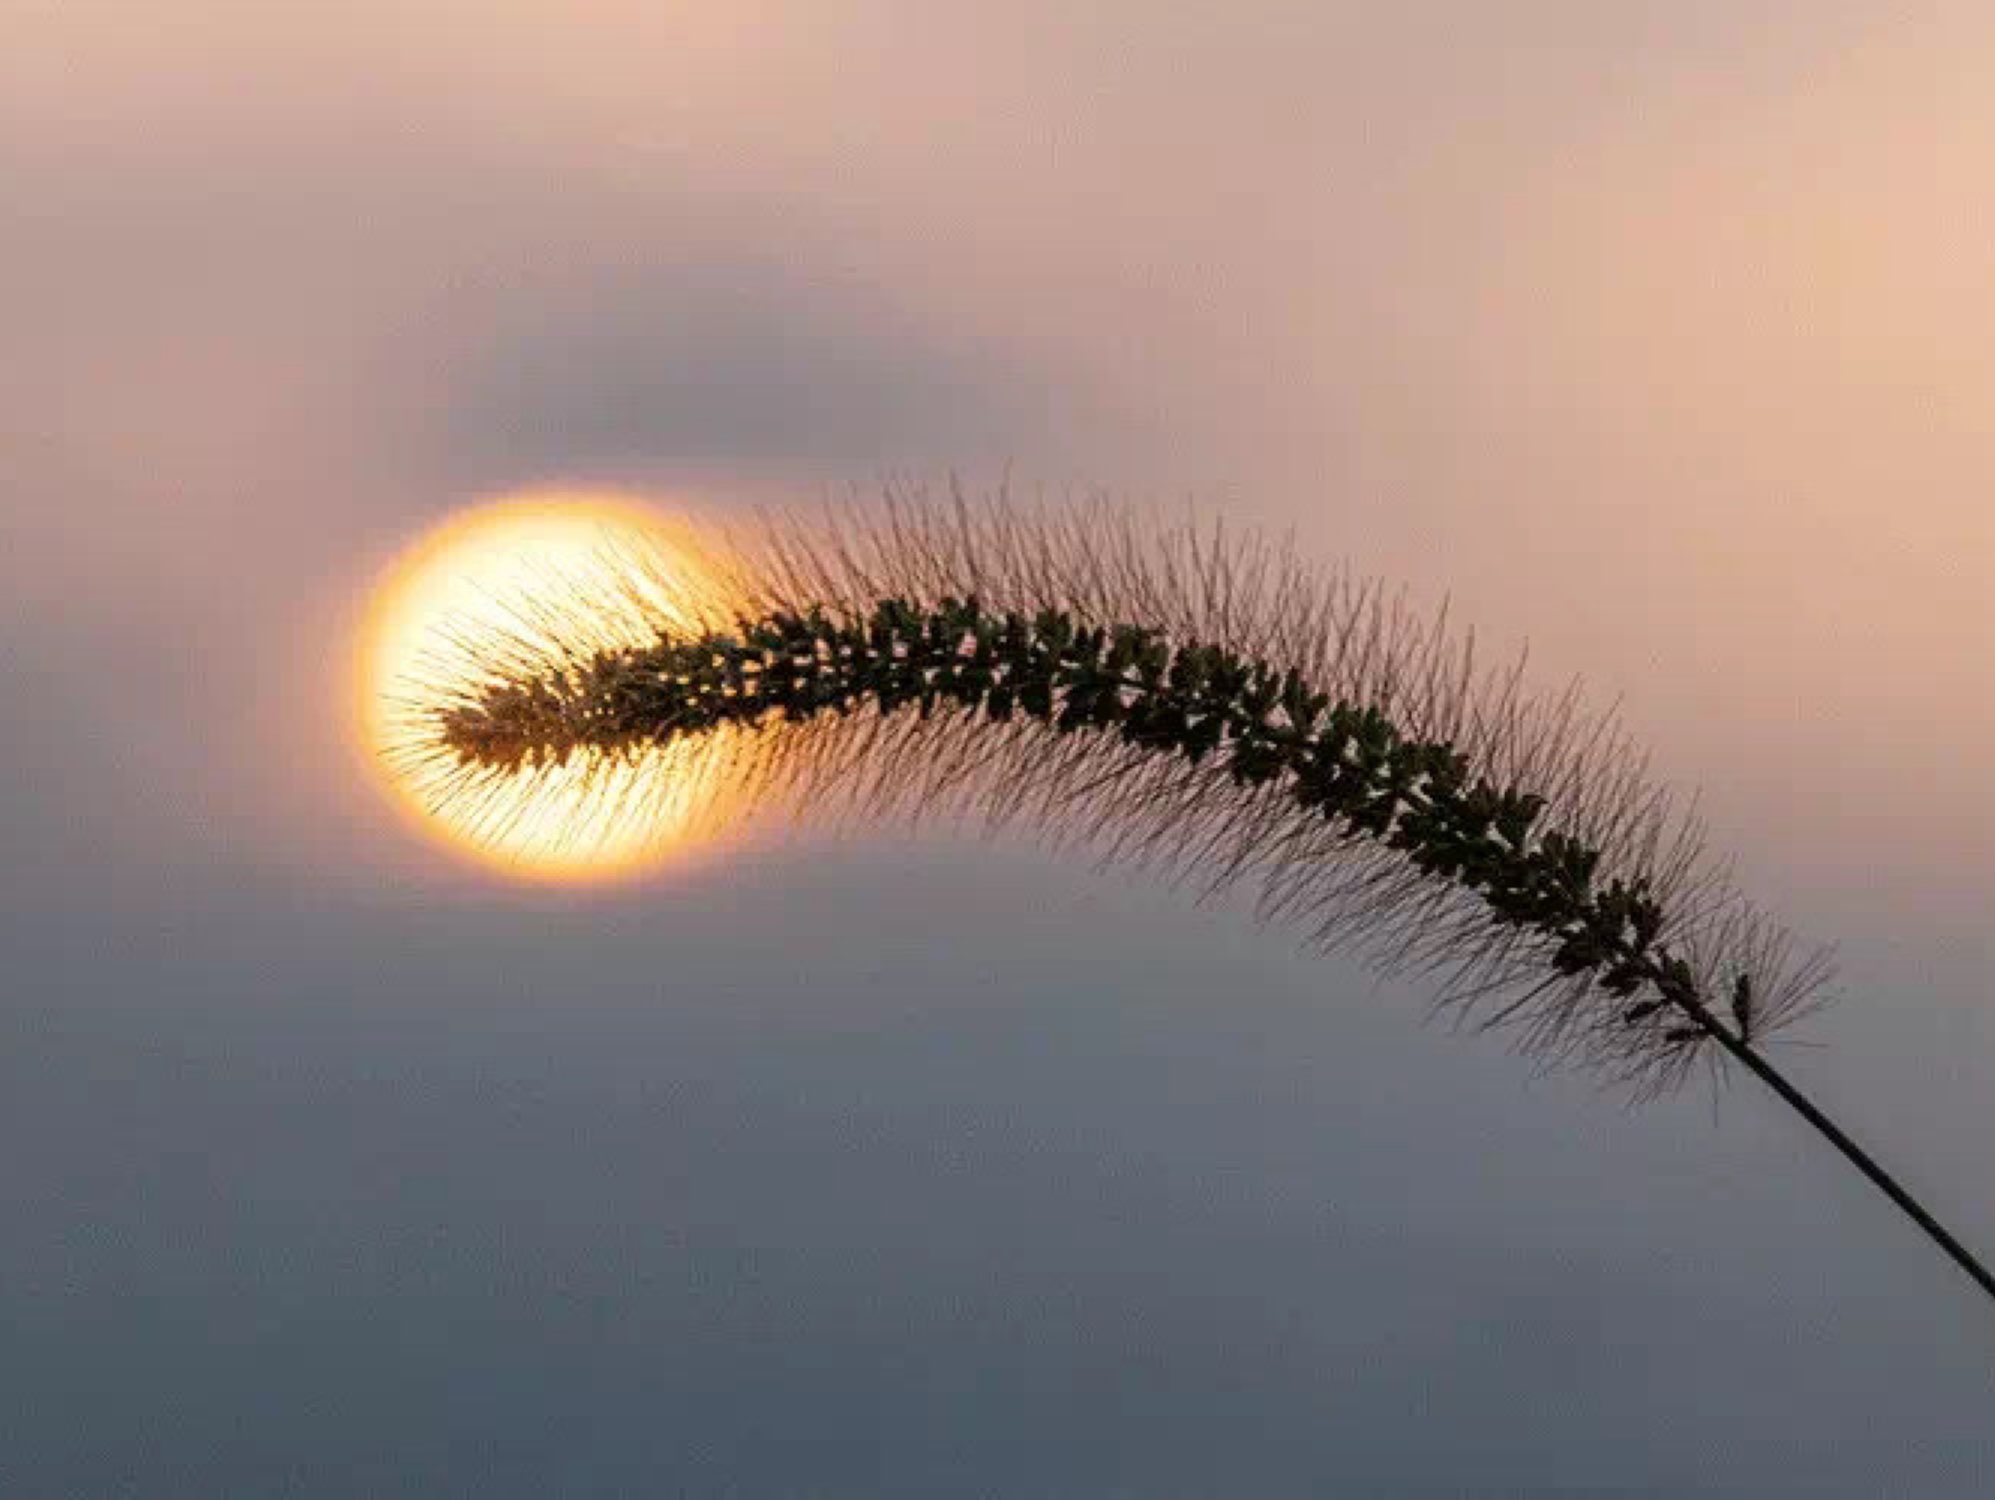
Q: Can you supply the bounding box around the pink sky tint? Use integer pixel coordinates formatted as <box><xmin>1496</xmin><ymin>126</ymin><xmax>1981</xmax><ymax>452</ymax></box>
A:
<box><xmin>4</xmin><ymin>2</ymin><xmax>1987</xmax><ymax>916</ymax></box>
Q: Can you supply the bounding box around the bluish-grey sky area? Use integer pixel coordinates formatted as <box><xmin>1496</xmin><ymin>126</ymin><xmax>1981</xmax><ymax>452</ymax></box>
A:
<box><xmin>4</xmin><ymin>3</ymin><xmax>1993</xmax><ymax>1494</ymax></box>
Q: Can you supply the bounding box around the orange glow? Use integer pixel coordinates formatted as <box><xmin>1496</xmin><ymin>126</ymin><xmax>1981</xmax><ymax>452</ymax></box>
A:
<box><xmin>356</xmin><ymin>490</ymin><xmax>747</xmax><ymax>883</ymax></box>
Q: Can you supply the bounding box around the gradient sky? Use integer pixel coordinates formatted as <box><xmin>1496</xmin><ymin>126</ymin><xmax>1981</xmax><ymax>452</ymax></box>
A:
<box><xmin>5</xmin><ymin>4</ymin><xmax>1992</xmax><ymax>1494</ymax></box>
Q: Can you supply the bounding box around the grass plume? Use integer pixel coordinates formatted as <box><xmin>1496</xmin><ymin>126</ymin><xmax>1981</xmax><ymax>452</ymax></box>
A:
<box><xmin>395</xmin><ymin>487</ymin><xmax>1992</xmax><ymax>1302</ymax></box>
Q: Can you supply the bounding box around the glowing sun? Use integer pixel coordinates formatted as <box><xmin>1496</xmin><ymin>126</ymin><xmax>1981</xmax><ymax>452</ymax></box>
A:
<box><xmin>357</xmin><ymin>490</ymin><xmax>745</xmax><ymax>883</ymax></box>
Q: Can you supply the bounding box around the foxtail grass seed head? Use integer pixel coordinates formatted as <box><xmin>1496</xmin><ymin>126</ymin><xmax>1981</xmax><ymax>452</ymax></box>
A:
<box><xmin>386</xmin><ymin>488</ymin><xmax>1833</xmax><ymax>1097</ymax></box>
<box><xmin>375</xmin><ymin>485</ymin><xmax>1995</xmax><ymax>1305</ymax></box>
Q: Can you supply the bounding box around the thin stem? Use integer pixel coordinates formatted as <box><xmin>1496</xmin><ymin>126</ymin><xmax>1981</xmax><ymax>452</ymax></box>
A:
<box><xmin>1708</xmin><ymin>1018</ymin><xmax>1995</xmax><ymax>1304</ymax></box>
<box><xmin>1633</xmin><ymin>969</ymin><xmax>1995</xmax><ymax>1304</ymax></box>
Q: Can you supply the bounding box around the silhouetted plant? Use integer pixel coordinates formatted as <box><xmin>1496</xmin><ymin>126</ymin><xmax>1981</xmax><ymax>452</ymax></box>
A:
<box><xmin>401</xmin><ymin>488</ymin><xmax>1990</xmax><ymax>1302</ymax></box>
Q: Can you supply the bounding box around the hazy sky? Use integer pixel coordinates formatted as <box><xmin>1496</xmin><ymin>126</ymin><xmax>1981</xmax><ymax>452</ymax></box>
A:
<box><xmin>4</xmin><ymin>5</ymin><xmax>1992</xmax><ymax>1494</ymax></box>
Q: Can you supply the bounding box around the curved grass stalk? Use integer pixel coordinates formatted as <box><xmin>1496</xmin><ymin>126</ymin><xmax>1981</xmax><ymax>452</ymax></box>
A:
<box><xmin>399</xmin><ymin>491</ymin><xmax>1991</xmax><ymax>1303</ymax></box>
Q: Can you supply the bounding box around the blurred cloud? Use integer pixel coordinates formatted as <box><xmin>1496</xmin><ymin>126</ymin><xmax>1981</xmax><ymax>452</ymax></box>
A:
<box><xmin>430</xmin><ymin>247</ymin><xmax>1079</xmax><ymax>485</ymax></box>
